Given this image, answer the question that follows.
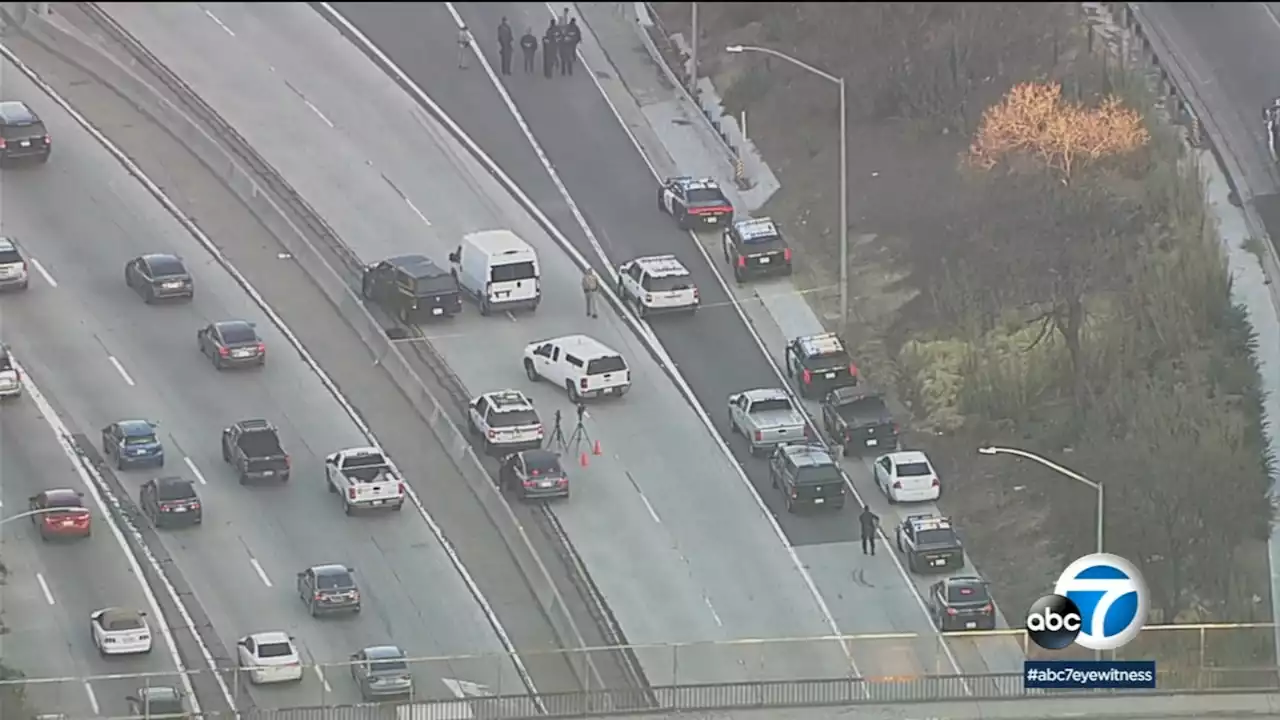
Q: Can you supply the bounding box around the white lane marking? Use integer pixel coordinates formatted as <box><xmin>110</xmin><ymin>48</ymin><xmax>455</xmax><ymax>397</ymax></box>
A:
<box><xmin>505</xmin><ymin>310</ymin><xmax>517</xmax><ymax>323</ymax></box>
<box><xmin>704</xmin><ymin>596</ymin><xmax>723</xmax><ymax>627</ymax></box>
<box><xmin>29</xmin><ymin>257</ymin><xmax>56</xmax><ymax>287</ymax></box>
<box><xmin>83</xmin><ymin>682</ymin><xmax>100</xmax><ymax>715</ymax></box>
<box><xmin>540</xmin><ymin>2</ymin><xmax>974</xmax><ymax>686</ymax></box>
<box><xmin>9</xmin><ymin>53</ymin><xmax>239</xmax><ymax>716</ymax></box>
<box><xmin>248</xmin><ymin>557</ymin><xmax>273</xmax><ymax>587</ymax></box>
<box><xmin>1263</xmin><ymin>3</ymin><xmax>1280</xmax><ymax>32</ymax></box>
<box><xmin>183</xmin><ymin>456</ymin><xmax>208</xmax><ymax>485</ymax></box>
<box><xmin>435</xmin><ymin>0</ymin><xmax>863</xmax><ymax>681</ymax></box>
<box><xmin>313</xmin><ymin>665</ymin><xmax>333</xmax><ymax>693</ymax></box>
<box><xmin>35</xmin><ymin>572</ymin><xmax>55</xmax><ymax>605</ymax></box>
<box><xmin>638</xmin><ymin>491</ymin><xmax>660</xmax><ymax>524</ymax></box>
<box><xmin>107</xmin><ymin>356</ymin><xmax>135</xmax><ymax>386</ymax></box>
<box><xmin>304</xmin><ymin>100</ymin><xmax>335</xmax><ymax>128</ymax></box>
<box><xmin>204</xmin><ymin>8</ymin><xmax>235</xmax><ymax>37</ymax></box>
<box><xmin>405</xmin><ymin>197</ymin><xmax>432</xmax><ymax>226</ymax></box>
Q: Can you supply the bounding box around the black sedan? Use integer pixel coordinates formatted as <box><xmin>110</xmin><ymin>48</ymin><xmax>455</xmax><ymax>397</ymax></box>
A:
<box><xmin>197</xmin><ymin>320</ymin><xmax>265</xmax><ymax>370</ymax></box>
<box><xmin>140</xmin><ymin>476</ymin><xmax>202</xmax><ymax>528</ymax></box>
<box><xmin>499</xmin><ymin>449</ymin><xmax>569</xmax><ymax>500</ymax></box>
<box><xmin>125</xmin><ymin>253</ymin><xmax>194</xmax><ymax>303</ymax></box>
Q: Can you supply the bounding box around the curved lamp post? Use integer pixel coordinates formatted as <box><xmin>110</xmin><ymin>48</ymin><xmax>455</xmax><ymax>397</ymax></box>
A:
<box><xmin>978</xmin><ymin>445</ymin><xmax>1104</xmax><ymax>556</ymax></box>
<box><xmin>0</xmin><ymin>506</ymin><xmax>90</xmax><ymax>526</ymax></box>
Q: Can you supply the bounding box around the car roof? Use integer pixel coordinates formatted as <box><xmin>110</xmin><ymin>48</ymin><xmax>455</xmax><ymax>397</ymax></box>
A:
<box><xmin>632</xmin><ymin>254</ymin><xmax>690</xmax><ymax>277</ymax></box>
<box><xmin>311</xmin><ymin>563</ymin><xmax>352</xmax><ymax>577</ymax></box>
<box><xmin>781</xmin><ymin>443</ymin><xmax>834</xmax><ymax>466</ymax></box>
<box><xmin>521</xmin><ymin>448</ymin><xmax>560</xmax><ymax>465</ymax></box>
<box><xmin>155</xmin><ymin>476</ymin><xmax>195</xmax><ymax>490</ymax></box>
<box><xmin>538</xmin><ymin>334</ymin><xmax>619</xmax><ymax>357</ymax></box>
<box><xmin>0</xmin><ymin>101</ymin><xmax>39</xmax><ymax>125</ymax></box>
<box><xmin>136</xmin><ymin>687</ymin><xmax>180</xmax><ymax>701</ymax></box>
<box><xmin>670</xmin><ymin>176</ymin><xmax>720</xmax><ymax>191</ymax></box>
<box><xmin>363</xmin><ymin>645</ymin><xmax>406</xmax><ymax>660</ymax></box>
<box><xmin>0</xmin><ymin>237</ymin><xmax>20</xmax><ymax>253</ymax></box>
<box><xmin>886</xmin><ymin>450</ymin><xmax>930</xmax><ymax>465</ymax></box>
<box><xmin>464</xmin><ymin>229</ymin><xmax>531</xmax><ymax>256</ymax></box>
<box><xmin>117</xmin><ymin>419</ymin><xmax>155</xmax><ymax>436</ymax></box>
<box><xmin>794</xmin><ymin>332</ymin><xmax>846</xmax><ymax>357</ymax></box>
<box><xmin>97</xmin><ymin>607</ymin><xmax>144</xmax><ymax>625</ymax></box>
<box><xmin>907</xmin><ymin>514</ymin><xmax>952</xmax><ymax>531</ymax></box>
<box><xmin>248</xmin><ymin>630</ymin><xmax>291</xmax><ymax>644</ymax></box>
<box><xmin>43</xmin><ymin>488</ymin><xmax>81</xmax><ymax>504</ymax></box>
<box><xmin>482</xmin><ymin>389</ymin><xmax>534</xmax><ymax>410</ymax></box>
<box><xmin>386</xmin><ymin>254</ymin><xmax>448</xmax><ymax>279</ymax></box>
<box><xmin>214</xmin><ymin>319</ymin><xmax>254</xmax><ymax>332</ymax></box>
<box><xmin>733</xmin><ymin>217</ymin><xmax>780</xmax><ymax>239</ymax></box>
<box><xmin>827</xmin><ymin>387</ymin><xmax>880</xmax><ymax>405</ymax></box>
<box><xmin>741</xmin><ymin>387</ymin><xmax>790</xmax><ymax>402</ymax></box>
<box><xmin>141</xmin><ymin>252</ymin><xmax>183</xmax><ymax>267</ymax></box>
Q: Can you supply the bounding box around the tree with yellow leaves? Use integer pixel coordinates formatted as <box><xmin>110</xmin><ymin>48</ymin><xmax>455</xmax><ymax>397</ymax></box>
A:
<box><xmin>970</xmin><ymin>82</ymin><xmax>1148</xmax><ymax>180</ymax></box>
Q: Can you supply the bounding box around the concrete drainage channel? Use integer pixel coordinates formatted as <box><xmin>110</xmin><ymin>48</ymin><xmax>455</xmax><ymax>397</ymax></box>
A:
<box><xmin>16</xmin><ymin>0</ymin><xmax>654</xmax><ymax>710</ymax></box>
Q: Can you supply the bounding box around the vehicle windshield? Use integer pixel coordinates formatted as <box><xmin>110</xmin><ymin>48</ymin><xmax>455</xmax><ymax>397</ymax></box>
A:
<box><xmin>157</xmin><ymin>482</ymin><xmax>195</xmax><ymax>501</ymax></box>
<box><xmin>105</xmin><ymin>615</ymin><xmax>145</xmax><ymax>631</ymax></box>
<box><xmin>124</xmin><ymin>434</ymin><xmax>156</xmax><ymax>446</ymax></box>
<box><xmin>795</xmin><ymin>465</ymin><xmax>841</xmax><ymax>485</ymax></box>
<box><xmin>257</xmin><ymin>642</ymin><xmax>294</xmax><ymax>658</ymax></box>
<box><xmin>142</xmin><ymin>698</ymin><xmax>183</xmax><ymax>714</ymax></box>
<box><xmin>837</xmin><ymin>398</ymin><xmax>887</xmax><ymax>421</ymax></box>
<box><xmin>948</xmin><ymin>584</ymin><xmax>990</xmax><ymax>604</ymax></box>
<box><xmin>896</xmin><ymin>462</ymin><xmax>932</xmax><ymax>477</ymax></box>
<box><xmin>46</xmin><ymin>495</ymin><xmax>81</xmax><ymax>510</ymax></box>
<box><xmin>413</xmin><ymin>274</ymin><xmax>457</xmax><ymax>295</ymax></box>
<box><xmin>525</xmin><ymin>454</ymin><xmax>563</xmax><ymax>475</ymax></box>
<box><xmin>586</xmin><ymin>356</ymin><xmax>627</xmax><ymax>374</ymax></box>
<box><xmin>686</xmin><ymin>188</ymin><xmax>723</xmax><ymax>204</ymax></box>
<box><xmin>490</xmin><ymin>262</ymin><xmax>536</xmax><ymax>283</ymax></box>
<box><xmin>317</xmin><ymin>572</ymin><xmax>354</xmax><ymax>590</ymax></box>
<box><xmin>750</xmin><ymin>398</ymin><xmax>793</xmax><ymax>413</ymax></box>
<box><xmin>807</xmin><ymin>350</ymin><xmax>851</xmax><ymax>369</ymax></box>
<box><xmin>219</xmin><ymin>325</ymin><xmax>257</xmax><ymax>344</ymax></box>
<box><xmin>370</xmin><ymin>659</ymin><xmax>408</xmax><ymax>673</ymax></box>
<box><xmin>641</xmin><ymin>274</ymin><xmax>693</xmax><ymax>292</ymax></box>
<box><xmin>492</xmin><ymin>410</ymin><xmax>539</xmax><ymax>427</ymax></box>
<box><xmin>149</xmin><ymin>258</ymin><xmax>186</xmax><ymax>277</ymax></box>
<box><xmin>0</xmin><ymin>122</ymin><xmax>44</xmax><ymax>140</ymax></box>
<box><xmin>0</xmin><ymin>248</ymin><xmax>21</xmax><ymax>264</ymax></box>
<box><xmin>916</xmin><ymin>529</ymin><xmax>955</xmax><ymax>546</ymax></box>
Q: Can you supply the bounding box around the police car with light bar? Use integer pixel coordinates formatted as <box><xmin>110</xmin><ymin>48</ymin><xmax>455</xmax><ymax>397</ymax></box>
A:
<box><xmin>467</xmin><ymin>389</ymin><xmax>544</xmax><ymax>455</ymax></box>
<box><xmin>723</xmin><ymin>217</ymin><xmax>793</xmax><ymax>283</ymax></box>
<box><xmin>658</xmin><ymin>176</ymin><xmax>734</xmax><ymax>229</ymax></box>
<box><xmin>617</xmin><ymin>254</ymin><xmax>699</xmax><ymax>317</ymax></box>
<box><xmin>895</xmin><ymin>513</ymin><xmax>965</xmax><ymax>573</ymax></box>
<box><xmin>784</xmin><ymin>332</ymin><xmax>859</xmax><ymax>399</ymax></box>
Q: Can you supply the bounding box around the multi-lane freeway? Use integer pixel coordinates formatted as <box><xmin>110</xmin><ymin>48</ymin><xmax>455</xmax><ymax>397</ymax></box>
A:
<box><xmin>98</xmin><ymin>1</ymin><xmax>856</xmax><ymax>685</ymax></box>
<box><xmin>0</xmin><ymin>55</ymin><xmax>526</xmax><ymax>708</ymax></box>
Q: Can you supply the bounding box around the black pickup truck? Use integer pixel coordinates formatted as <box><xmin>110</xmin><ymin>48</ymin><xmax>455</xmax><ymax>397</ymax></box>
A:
<box><xmin>221</xmin><ymin>419</ymin><xmax>290</xmax><ymax>484</ymax></box>
<box><xmin>821</xmin><ymin>387</ymin><xmax>899</xmax><ymax>456</ymax></box>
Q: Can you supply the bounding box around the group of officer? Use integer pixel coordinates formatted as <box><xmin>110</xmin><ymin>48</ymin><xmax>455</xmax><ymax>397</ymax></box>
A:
<box><xmin>470</xmin><ymin>9</ymin><xmax>582</xmax><ymax>78</ymax></box>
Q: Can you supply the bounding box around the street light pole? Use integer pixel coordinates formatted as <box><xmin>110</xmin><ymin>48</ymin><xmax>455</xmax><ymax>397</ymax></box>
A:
<box><xmin>0</xmin><ymin>507</ymin><xmax>86</xmax><ymax>526</ymax></box>
<box><xmin>725</xmin><ymin>44</ymin><xmax>849</xmax><ymax>335</ymax></box>
<box><xmin>689</xmin><ymin>3</ymin><xmax>699</xmax><ymax>90</ymax></box>
<box><xmin>977</xmin><ymin>446</ymin><xmax>1104</xmax><ymax>556</ymax></box>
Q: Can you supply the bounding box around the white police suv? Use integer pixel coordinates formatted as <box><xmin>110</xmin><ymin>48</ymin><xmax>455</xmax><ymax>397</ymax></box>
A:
<box><xmin>467</xmin><ymin>389</ymin><xmax>544</xmax><ymax>455</ymax></box>
<box><xmin>617</xmin><ymin>254</ymin><xmax>699</xmax><ymax>317</ymax></box>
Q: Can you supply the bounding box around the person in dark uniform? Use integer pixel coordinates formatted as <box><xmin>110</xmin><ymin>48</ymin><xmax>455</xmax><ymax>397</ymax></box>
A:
<box><xmin>542</xmin><ymin>19</ymin><xmax>560</xmax><ymax>78</ymax></box>
<box><xmin>520</xmin><ymin>27</ymin><xmax>537</xmax><ymax>74</ymax></box>
<box><xmin>497</xmin><ymin>17</ymin><xmax>514</xmax><ymax>76</ymax></box>
<box><xmin>560</xmin><ymin>17</ymin><xmax>582</xmax><ymax>76</ymax></box>
<box><xmin>859</xmin><ymin>506</ymin><xmax>879</xmax><ymax>556</ymax></box>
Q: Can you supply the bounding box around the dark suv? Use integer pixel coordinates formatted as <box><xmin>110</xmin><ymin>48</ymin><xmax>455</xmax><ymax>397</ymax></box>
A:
<box><xmin>140</xmin><ymin>477</ymin><xmax>202</xmax><ymax>528</ymax></box>
<box><xmin>362</xmin><ymin>254</ymin><xmax>462</xmax><ymax>323</ymax></box>
<box><xmin>0</xmin><ymin>101</ymin><xmax>51</xmax><ymax>165</ymax></box>
<box><xmin>768</xmin><ymin>442</ymin><xmax>846</xmax><ymax>513</ymax></box>
<box><xmin>297</xmin><ymin>564</ymin><xmax>361</xmax><ymax>616</ymax></box>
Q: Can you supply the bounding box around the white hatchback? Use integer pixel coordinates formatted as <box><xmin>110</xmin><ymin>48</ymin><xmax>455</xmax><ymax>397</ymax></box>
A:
<box><xmin>873</xmin><ymin>450</ymin><xmax>941</xmax><ymax>503</ymax></box>
<box><xmin>90</xmin><ymin>607</ymin><xmax>152</xmax><ymax>656</ymax></box>
<box><xmin>237</xmin><ymin>631</ymin><xmax>304</xmax><ymax>684</ymax></box>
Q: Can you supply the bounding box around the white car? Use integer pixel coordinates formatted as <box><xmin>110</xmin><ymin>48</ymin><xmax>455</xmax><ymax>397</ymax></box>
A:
<box><xmin>468</xmin><ymin>389</ymin><xmax>543</xmax><ymax>454</ymax></box>
<box><xmin>90</xmin><ymin>607</ymin><xmax>152</xmax><ymax>656</ymax></box>
<box><xmin>616</xmin><ymin>254</ymin><xmax>699</xmax><ymax>317</ymax></box>
<box><xmin>523</xmin><ymin>335</ymin><xmax>630</xmax><ymax>402</ymax></box>
<box><xmin>237</xmin><ymin>631</ymin><xmax>304</xmax><ymax>685</ymax></box>
<box><xmin>873</xmin><ymin>450</ymin><xmax>941</xmax><ymax>503</ymax></box>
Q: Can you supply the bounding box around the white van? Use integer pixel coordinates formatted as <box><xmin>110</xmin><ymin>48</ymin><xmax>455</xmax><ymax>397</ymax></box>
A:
<box><xmin>449</xmin><ymin>230</ymin><xmax>540</xmax><ymax>315</ymax></box>
<box><xmin>523</xmin><ymin>335</ymin><xmax>630</xmax><ymax>402</ymax></box>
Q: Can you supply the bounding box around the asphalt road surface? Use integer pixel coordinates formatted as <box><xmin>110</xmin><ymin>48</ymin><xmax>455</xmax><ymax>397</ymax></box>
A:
<box><xmin>0</xmin><ymin>57</ymin><xmax>525</xmax><ymax>707</ymax></box>
<box><xmin>99</xmin><ymin>1</ymin><xmax>856</xmax><ymax>685</ymax></box>
<box><xmin>0</xmin><ymin>394</ymin><xmax>182</xmax><ymax>717</ymax></box>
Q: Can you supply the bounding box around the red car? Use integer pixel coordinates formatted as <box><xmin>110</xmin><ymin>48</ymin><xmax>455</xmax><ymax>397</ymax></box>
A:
<box><xmin>29</xmin><ymin>488</ymin><xmax>91</xmax><ymax>541</ymax></box>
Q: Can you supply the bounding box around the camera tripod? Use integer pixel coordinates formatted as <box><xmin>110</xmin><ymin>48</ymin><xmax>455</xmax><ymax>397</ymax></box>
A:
<box><xmin>547</xmin><ymin>404</ymin><xmax>592</xmax><ymax>455</ymax></box>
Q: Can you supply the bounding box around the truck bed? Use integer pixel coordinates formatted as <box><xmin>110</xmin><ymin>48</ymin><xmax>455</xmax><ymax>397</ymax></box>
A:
<box><xmin>237</xmin><ymin>431</ymin><xmax>284</xmax><ymax>458</ymax></box>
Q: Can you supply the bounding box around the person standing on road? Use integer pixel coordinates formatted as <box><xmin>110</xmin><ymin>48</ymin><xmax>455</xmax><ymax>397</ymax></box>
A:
<box><xmin>497</xmin><ymin>16</ymin><xmax>514</xmax><ymax>76</ymax></box>
<box><xmin>457</xmin><ymin>25</ymin><xmax>472</xmax><ymax>69</ymax></box>
<box><xmin>520</xmin><ymin>27</ymin><xmax>538</xmax><ymax>74</ymax></box>
<box><xmin>543</xmin><ymin>18</ymin><xmax>561</xmax><ymax>78</ymax></box>
<box><xmin>582</xmin><ymin>268</ymin><xmax>600</xmax><ymax>319</ymax></box>
<box><xmin>859</xmin><ymin>506</ymin><xmax>879</xmax><ymax>556</ymax></box>
<box><xmin>561</xmin><ymin>17</ymin><xmax>582</xmax><ymax>76</ymax></box>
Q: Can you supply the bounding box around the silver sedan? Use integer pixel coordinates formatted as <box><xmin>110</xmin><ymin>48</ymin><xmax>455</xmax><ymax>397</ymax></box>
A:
<box><xmin>350</xmin><ymin>645</ymin><xmax>413</xmax><ymax>701</ymax></box>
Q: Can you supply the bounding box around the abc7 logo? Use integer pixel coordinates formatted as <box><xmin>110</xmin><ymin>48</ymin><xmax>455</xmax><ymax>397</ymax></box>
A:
<box><xmin>1026</xmin><ymin>553</ymin><xmax>1148</xmax><ymax>651</ymax></box>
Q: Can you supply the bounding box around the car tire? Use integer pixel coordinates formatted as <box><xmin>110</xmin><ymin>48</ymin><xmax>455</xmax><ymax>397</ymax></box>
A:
<box><xmin>566</xmin><ymin>382</ymin><xmax>580</xmax><ymax>403</ymax></box>
<box><xmin>327</xmin><ymin>478</ymin><xmax>337</xmax><ymax>494</ymax></box>
<box><xmin>38</xmin><ymin>527</ymin><xmax>48</xmax><ymax>542</ymax></box>
<box><xmin>37</xmin><ymin>153</ymin><xmax>49</xmax><ymax>165</ymax></box>
<box><xmin>344</xmin><ymin>501</ymin><xmax>355</xmax><ymax>516</ymax></box>
<box><xmin>143</xmin><ymin>286</ymin><xmax>155</xmax><ymax>304</ymax></box>
<box><xmin>677</xmin><ymin>210</ymin><xmax>691</xmax><ymax>230</ymax></box>
<box><xmin>896</xmin><ymin>534</ymin><xmax>904</xmax><ymax>553</ymax></box>
<box><xmin>258</xmin><ymin>357</ymin><xmax>266</xmax><ymax>368</ymax></box>
<box><xmin>907</xmin><ymin>554</ymin><xmax>916</xmax><ymax>573</ymax></box>
<box><xmin>657</xmin><ymin>190</ymin><xmax>665</xmax><ymax>214</ymax></box>
<box><xmin>17</xmin><ymin>281</ymin><xmax>27</xmax><ymax>291</ymax></box>
<box><xmin>466</xmin><ymin>415</ymin><xmax>478</xmax><ymax>435</ymax></box>
<box><xmin>238</xmin><ymin>471</ymin><xmax>248</xmax><ymax>486</ymax></box>
<box><xmin>393</xmin><ymin>502</ymin><xmax>404</xmax><ymax>511</ymax></box>
<box><xmin>213</xmin><ymin>355</ymin><xmax>224</xmax><ymax>371</ymax></box>
<box><xmin>221</xmin><ymin>440</ymin><xmax>230</xmax><ymax>463</ymax></box>
<box><xmin>523</xmin><ymin>360</ymin><xmax>539</xmax><ymax>382</ymax></box>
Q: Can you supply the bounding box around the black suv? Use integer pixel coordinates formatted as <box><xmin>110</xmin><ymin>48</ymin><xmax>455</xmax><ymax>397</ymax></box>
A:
<box><xmin>785</xmin><ymin>332</ymin><xmax>859</xmax><ymax>399</ymax></box>
<box><xmin>722</xmin><ymin>217</ymin><xmax>793</xmax><ymax>283</ymax></box>
<box><xmin>0</xmin><ymin>101</ymin><xmax>50</xmax><ymax>165</ymax></box>
<box><xmin>297</xmin><ymin>564</ymin><xmax>361</xmax><ymax>616</ymax></box>
<box><xmin>362</xmin><ymin>254</ymin><xmax>462</xmax><ymax>323</ymax></box>
<box><xmin>929</xmin><ymin>575</ymin><xmax>996</xmax><ymax>631</ymax></box>
<box><xmin>768</xmin><ymin>442</ymin><xmax>846</xmax><ymax>513</ymax></box>
<box><xmin>140</xmin><ymin>477</ymin><xmax>202</xmax><ymax>528</ymax></box>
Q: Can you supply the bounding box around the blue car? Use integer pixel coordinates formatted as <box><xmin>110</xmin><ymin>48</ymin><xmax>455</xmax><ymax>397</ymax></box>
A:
<box><xmin>102</xmin><ymin>419</ymin><xmax>164</xmax><ymax>470</ymax></box>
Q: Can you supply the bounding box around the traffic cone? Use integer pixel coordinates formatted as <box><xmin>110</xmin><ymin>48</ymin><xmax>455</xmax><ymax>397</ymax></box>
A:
<box><xmin>579</xmin><ymin>451</ymin><xmax>589</xmax><ymax>467</ymax></box>
<box><xmin>592</xmin><ymin>439</ymin><xmax>603</xmax><ymax>456</ymax></box>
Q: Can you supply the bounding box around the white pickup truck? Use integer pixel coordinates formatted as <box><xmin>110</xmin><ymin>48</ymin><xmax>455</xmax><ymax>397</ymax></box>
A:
<box><xmin>324</xmin><ymin>447</ymin><xmax>405</xmax><ymax>515</ymax></box>
<box><xmin>0</xmin><ymin>345</ymin><xmax>21</xmax><ymax>399</ymax></box>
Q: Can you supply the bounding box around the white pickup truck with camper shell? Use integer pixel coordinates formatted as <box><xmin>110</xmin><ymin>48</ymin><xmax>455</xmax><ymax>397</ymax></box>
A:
<box><xmin>449</xmin><ymin>229</ymin><xmax>541</xmax><ymax>316</ymax></box>
<box><xmin>325</xmin><ymin>447</ymin><xmax>405</xmax><ymax>515</ymax></box>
